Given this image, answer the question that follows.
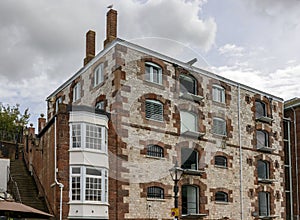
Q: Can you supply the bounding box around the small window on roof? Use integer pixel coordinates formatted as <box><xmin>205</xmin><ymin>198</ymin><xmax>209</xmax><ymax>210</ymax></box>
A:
<box><xmin>94</xmin><ymin>63</ymin><xmax>104</xmax><ymax>87</ymax></box>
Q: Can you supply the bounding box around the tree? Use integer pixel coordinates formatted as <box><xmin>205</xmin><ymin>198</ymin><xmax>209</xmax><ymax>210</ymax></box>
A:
<box><xmin>0</xmin><ymin>103</ymin><xmax>30</xmax><ymax>142</ymax></box>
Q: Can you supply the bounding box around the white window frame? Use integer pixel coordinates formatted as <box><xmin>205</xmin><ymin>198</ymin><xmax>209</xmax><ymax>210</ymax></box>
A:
<box><xmin>213</xmin><ymin>117</ymin><xmax>226</xmax><ymax>136</ymax></box>
<box><xmin>70</xmin><ymin>122</ymin><xmax>107</xmax><ymax>152</ymax></box>
<box><xmin>145</xmin><ymin>62</ymin><xmax>162</xmax><ymax>85</ymax></box>
<box><xmin>94</xmin><ymin>63</ymin><xmax>104</xmax><ymax>87</ymax></box>
<box><xmin>55</xmin><ymin>97</ymin><xmax>62</xmax><ymax>112</ymax></box>
<box><xmin>70</xmin><ymin>166</ymin><xmax>108</xmax><ymax>203</ymax></box>
<box><xmin>180</xmin><ymin>111</ymin><xmax>198</xmax><ymax>133</ymax></box>
<box><xmin>145</xmin><ymin>99</ymin><xmax>163</xmax><ymax>121</ymax></box>
<box><xmin>73</xmin><ymin>82</ymin><xmax>81</xmax><ymax>102</ymax></box>
<box><xmin>95</xmin><ymin>101</ymin><xmax>105</xmax><ymax>110</ymax></box>
<box><xmin>212</xmin><ymin>85</ymin><xmax>225</xmax><ymax>103</ymax></box>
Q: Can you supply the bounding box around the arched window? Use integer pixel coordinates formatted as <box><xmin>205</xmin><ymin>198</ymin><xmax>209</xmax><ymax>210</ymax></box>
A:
<box><xmin>256</xmin><ymin>130</ymin><xmax>269</xmax><ymax>148</ymax></box>
<box><xmin>259</xmin><ymin>192</ymin><xmax>270</xmax><ymax>216</ymax></box>
<box><xmin>255</xmin><ymin>100</ymin><xmax>267</xmax><ymax>119</ymax></box>
<box><xmin>145</xmin><ymin>99</ymin><xmax>163</xmax><ymax>121</ymax></box>
<box><xmin>180</xmin><ymin>111</ymin><xmax>198</xmax><ymax>133</ymax></box>
<box><xmin>94</xmin><ymin>63</ymin><xmax>104</xmax><ymax>87</ymax></box>
<box><xmin>147</xmin><ymin>186</ymin><xmax>164</xmax><ymax>199</ymax></box>
<box><xmin>145</xmin><ymin>62</ymin><xmax>162</xmax><ymax>85</ymax></box>
<box><xmin>180</xmin><ymin>74</ymin><xmax>197</xmax><ymax>95</ymax></box>
<box><xmin>182</xmin><ymin>185</ymin><xmax>199</xmax><ymax>214</ymax></box>
<box><xmin>181</xmin><ymin>148</ymin><xmax>198</xmax><ymax>170</ymax></box>
<box><xmin>213</xmin><ymin>117</ymin><xmax>226</xmax><ymax>136</ymax></box>
<box><xmin>214</xmin><ymin>156</ymin><xmax>227</xmax><ymax>167</ymax></box>
<box><xmin>215</xmin><ymin>191</ymin><xmax>228</xmax><ymax>202</ymax></box>
<box><xmin>257</xmin><ymin>160</ymin><xmax>270</xmax><ymax>180</ymax></box>
<box><xmin>212</xmin><ymin>85</ymin><xmax>225</xmax><ymax>103</ymax></box>
<box><xmin>147</xmin><ymin>145</ymin><xmax>164</xmax><ymax>158</ymax></box>
<box><xmin>73</xmin><ymin>82</ymin><xmax>81</xmax><ymax>102</ymax></box>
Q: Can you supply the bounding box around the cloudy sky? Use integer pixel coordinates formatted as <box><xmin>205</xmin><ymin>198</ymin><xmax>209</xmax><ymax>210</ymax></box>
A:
<box><xmin>1</xmin><ymin>0</ymin><xmax>300</xmax><ymax>125</ymax></box>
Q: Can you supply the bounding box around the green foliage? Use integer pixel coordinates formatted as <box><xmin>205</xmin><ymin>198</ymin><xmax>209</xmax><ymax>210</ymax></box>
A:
<box><xmin>0</xmin><ymin>103</ymin><xmax>30</xmax><ymax>142</ymax></box>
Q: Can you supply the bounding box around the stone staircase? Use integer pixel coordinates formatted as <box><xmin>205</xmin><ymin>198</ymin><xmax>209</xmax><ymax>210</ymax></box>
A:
<box><xmin>9</xmin><ymin>158</ymin><xmax>49</xmax><ymax>213</ymax></box>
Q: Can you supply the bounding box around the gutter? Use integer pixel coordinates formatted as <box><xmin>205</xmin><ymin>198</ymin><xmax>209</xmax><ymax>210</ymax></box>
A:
<box><xmin>292</xmin><ymin>108</ymin><xmax>299</xmax><ymax>220</ymax></box>
<box><xmin>238</xmin><ymin>84</ymin><xmax>244</xmax><ymax>220</ymax></box>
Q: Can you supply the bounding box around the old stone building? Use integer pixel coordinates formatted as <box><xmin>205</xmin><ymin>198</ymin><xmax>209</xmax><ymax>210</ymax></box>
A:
<box><xmin>284</xmin><ymin>98</ymin><xmax>300</xmax><ymax>219</ymax></box>
<box><xmin>25</xmin><ymin>9</ymin><xmax>286</xmax><ymax>220</ymax></box>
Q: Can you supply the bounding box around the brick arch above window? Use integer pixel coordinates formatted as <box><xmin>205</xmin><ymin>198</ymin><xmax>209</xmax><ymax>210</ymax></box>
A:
<box><xmin>140</xmin><ymin>182</ymin><xmax>171</xmax><ymax>199</ymax></box>
<box><xmin>138</xmin><ymin>93</ymin><xmax>171</xmax><ymax>125</ymax></box>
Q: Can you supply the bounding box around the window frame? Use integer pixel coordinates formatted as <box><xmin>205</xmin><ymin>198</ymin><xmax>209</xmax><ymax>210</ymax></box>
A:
<box><xmin>73</xmin><ymin>82</ymin><xmax>81</xmax><ymax>102</ymax></box>
<box><xmin>182</xmin><ymin>185</ymin><xmax>199</xmax><ymax>215</ymax></box>
<box><xmin>212</xmin><ymin>117</ymin><xmax>227</xmax><ymax>136</ymax></box>
<box><xmin>215</xmin><ymin>191</ymin><xmax>228</xmax><ymax>203</ymax></box>
<box><xmin>256</xmin><ymin>130</ymin><xmax>269</xmax><ymax>148</ymax></box>
<box><xmin>145</xmin><ymin>99</ymin><xmax>163</xmax><ymax>122</ymax></box>
<box><xmin>180</xmin><ymin>74</ymin><xmax>197</xmax><ymax>95</ymax></box>
<box><xmin>214</xmin><ymin>156</ymin><xmax>227</xmax><ymax>168</ymax></box>
<box><xmin>70</xmin><ymin>122</ymin><xmax>107</xmax><ymax>152</ymax></box>
<box><xmin>70</xmin><ymin>166</ymin><xmax>108</xmax><ymax>203</ymax></box>
<box><xmin>95</xmin><ymin>101</ymin><xmax>105</xmax><ymax>110</ymax></box>
<box><xmin>255</xmin><ymin>100</ymin><xmax>267</xmax><ymax>119</ymax></box>
<box><xmin>145</xmin><ymin>62</ymin><xmax>162</xmax><ymax>85</ymax></box>
<box><xmin>55</xmin><ymin>97</ymin><xmax>62</xmax><ymax>112</ymax></box>
<box><xmin>181</xmin><ymin>148</ymin><xmax>198</xmax><ymax>170</ymax></box>
<box><xmin>147</xmin><ymin>145</ymin><xmax>164</xmax><ymax>158</ymax></box>
<box><xmin>94</xmin><ymin>63</ymin><xmax>104</xmax><ymax>87</ymax></box>
<box><xmin>147</xmin><ymin>186</ymin><xmax>164</xmax><ymax>199</ymax></box>
<box><xmin>257</xmin><ymin>160</ymin><xmax>270</xmax><ymax>180</ymax></box>
<box><xmin>180</xmin><ymin>111</ymin><xmax>198</xmax><ymax>133</ymax></box>
<box><xmin>258</xmin><ymin>192</ymin><xmax>270</xmax><ymax>217</ymax></box>
<box><xmin>212</xmin><ymin>85</ymin><xmax>225</xmax><ymax>103</ymax></box>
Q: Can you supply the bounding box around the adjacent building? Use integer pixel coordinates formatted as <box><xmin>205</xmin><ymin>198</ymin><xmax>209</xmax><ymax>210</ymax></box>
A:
<box><xmin>24</xmin><ymin>9</ymin><xmax>286</xmax><ymax>220</ymax></box>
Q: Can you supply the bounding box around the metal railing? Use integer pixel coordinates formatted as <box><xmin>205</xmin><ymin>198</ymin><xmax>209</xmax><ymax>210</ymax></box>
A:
<box><xmin>7</xmin><ymin>166</ymin><xmax>22</xmax><ymax>203</ymax></box>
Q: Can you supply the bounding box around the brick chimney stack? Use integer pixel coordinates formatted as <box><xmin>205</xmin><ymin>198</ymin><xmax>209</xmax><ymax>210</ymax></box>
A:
<box><xmin>84</xmin><ymin>30</ymin><xmax>96</xmax><ymax>66</ymax></box>
<box><xmin>38</xmin><ymin>114</ymin><xmax>46</xmax><ymax>133</ymax></box>
<box><xmin>104</xmin><ymin>9</ymin><xmax>117</xmax><ymax>48</ymax></box>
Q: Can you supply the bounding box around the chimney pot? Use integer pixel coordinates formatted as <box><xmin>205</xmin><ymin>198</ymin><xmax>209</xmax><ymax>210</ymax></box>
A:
<box><xmin>84</xmin><ymin>30</ymin><xmax>96</xmax><ymax>66</ymax></box>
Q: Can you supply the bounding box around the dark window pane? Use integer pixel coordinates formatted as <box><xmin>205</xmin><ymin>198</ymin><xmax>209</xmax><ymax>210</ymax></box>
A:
<box><xmin>215</xmin><ymin>156</ymin><xmax>227</xmax><ymax>167</ymax></box>
<box><xmin>181</xmin><ymin>148</ymin><xmax>198</xmax><ymax>170</ymax></box>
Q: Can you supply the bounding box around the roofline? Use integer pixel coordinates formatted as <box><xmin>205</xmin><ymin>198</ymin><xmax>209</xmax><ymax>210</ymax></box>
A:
<box><xmin>284</xmin><ymin>97</ymin><xmax>300</xmax><ymax>109</ymax></box>
<box><xmin>47</xmin><ymin>38</ymin><xmax>283</xmax><ymax>102</ymax></box>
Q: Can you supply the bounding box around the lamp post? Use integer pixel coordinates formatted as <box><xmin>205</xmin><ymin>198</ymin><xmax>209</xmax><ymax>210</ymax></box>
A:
<box><xmin>169</xmin><ymin>161</ymin><xmax>184</xmax><ymax>220</ymax></box>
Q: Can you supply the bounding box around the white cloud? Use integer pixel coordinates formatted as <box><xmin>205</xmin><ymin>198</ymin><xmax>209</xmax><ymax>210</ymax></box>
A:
<box><xmin>218</xmin><ymin>44</ymin><xmax>245</xmax><ymax>57</ymax></box>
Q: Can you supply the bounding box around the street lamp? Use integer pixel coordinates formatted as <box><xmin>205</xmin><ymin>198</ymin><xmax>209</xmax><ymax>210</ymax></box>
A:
<box><xmin>169</xmin><ymin>160</ymin><xmax>184</xmax><ymax>220</ymax></box>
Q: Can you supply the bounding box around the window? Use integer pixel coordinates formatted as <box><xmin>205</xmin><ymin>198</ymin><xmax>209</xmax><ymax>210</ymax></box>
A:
<box><xmin>95</xmin><ymin>101</ymin><xmax>105</xmax><ymax>110</ymax></box>
<box><xmin>70</xmin><ymin>123</ymin><xmax>107</xmax><ymax>152</ymax></box>
<box><xmin>215</xmin><ymin>191</ymin><xmax>228</xmax><ymax>202</ymax></box>
<box><xmin>212</xmin><ymin>85</ymin><xmax>225</xmax><ymax>103</ymax></box>
<box><xmin>181</xmin><ymin>148</ymin><xmax>198</xmax><ymax>170</ymax></box>
<box><xmin>147</xmin><ymin>145</ymin><xmax>164</xmax><ymax>158</ymax></box>
<box><xmin>70</xmin><ymin>166</ymin><xmax>108</xmax><ymax>202</ymax></box>
<box><xmin>147</xmin><ymin>186</ymin><xmax>164</xmax><ymax>199</ymax></box>
<box><xmin>259</xmin><ymin>192</ymin><xmax>270</xmax><ymax>216</ymax></box>
<box><xmin>55</xmin><ymin>97</ymin><xmax>62</xmax><ymax>112</ymax></box>
<box><xmin>180</xmin><ymin>74</ymin><xmax>197</xmax><ymax>95</ymax></box>
<box><xmin>258</xmin><ymin>160</ymin><xmax>270</xmax><ymax>180</ymax></box>
<box><xmin>94</xmin><ymin>63</ymin><xmax>104</xmax><ymax>87</ymax></box>
<box><xmin>213</xmin><ymin>117</ymin><xmax>226</xmax><ymax>136</ymax></box>
<box><xmin>180</xmin><ymin>111</ymin><xmax>197</xmax><ymax>133</ymax></box>
<box><xmin>73</xmin><ymin>82</ymin><xmax>81</xmax><ymax>102</ymax></box>
<box><xmin>256</xmin><ymin>130</ymin><xmax>269</xmax><ymax>148</ymax></box>
<box><xmin>255</xmin><ymin>101</ymin><xmax>267</xmax><ymax>119</ymax></box>
<box><xmin>214</xmin><ymin>156</ymin><xmax>227</xmax><ymax>167</ymax></box>
<box><xmin>145</xmin><ymin>100</ymin><xmax>163</xmax><ymax>121</ymax></box>
<box><xmin>182</xmin><ymin>185</ymin><xmax>198</xmax><ymax>214</ymax></box>
<box><xmin>145</xmin><ymin>62</ymin><xmax>162</xmax><ymax>84</ymax></box>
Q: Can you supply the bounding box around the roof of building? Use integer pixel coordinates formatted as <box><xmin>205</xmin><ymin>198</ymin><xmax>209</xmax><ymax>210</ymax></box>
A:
<box><xmin>284</xmin><ymin>97</ymin><xmax>300</xmax><ymax>109</ymax></box>
<box><xmin>46</xmin><ymin>38</ymin><xmax>283</xmax><ymax>102</ymax></box>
